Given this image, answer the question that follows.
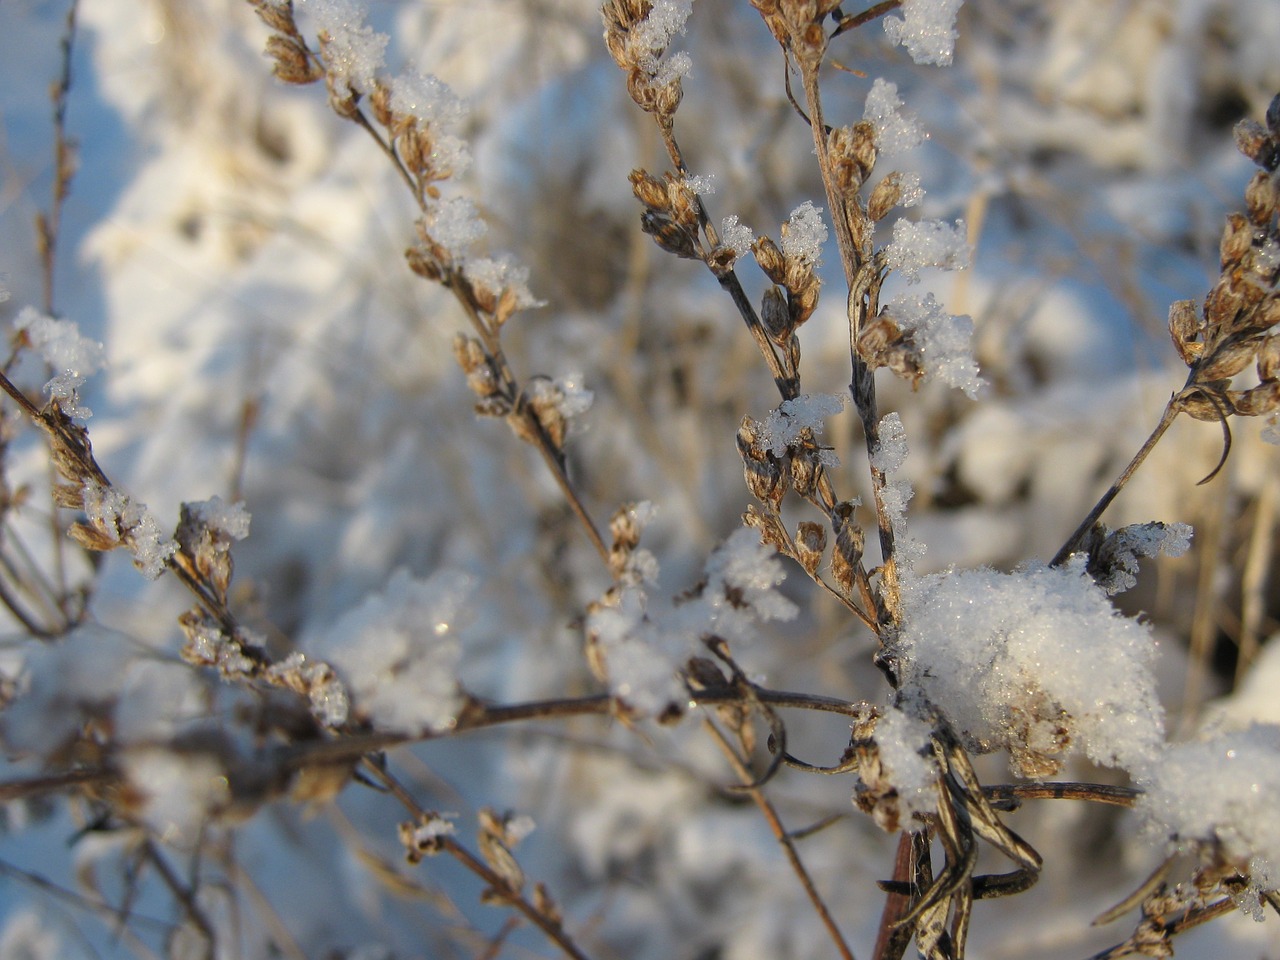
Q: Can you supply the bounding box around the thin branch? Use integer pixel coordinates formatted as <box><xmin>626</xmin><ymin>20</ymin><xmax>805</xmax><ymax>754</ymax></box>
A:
<box><xmin>1050</xmin><ymin>398</ymin><xmax>1181</xmax><ymax>567</ymax></box>
<box><xmin>360</xmin><ymin>759</ymin><xmax>597</xmax><ymax>960</ymax></box>
<box><xmin>703</xmin><ymin>717</ymin><xmax>858</xmax><ymax>960</ymax></box>
<box><xmin>831</xmin><ymin>0</ymin><xmax>904</xmax><ymax>39</ymax></box>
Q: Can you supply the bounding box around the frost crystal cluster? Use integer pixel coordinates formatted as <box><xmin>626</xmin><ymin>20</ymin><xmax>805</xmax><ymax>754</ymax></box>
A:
<box><xmin>882</xmin><ymin>0</ymin><xmax>963</xmax><ymax>67</ymax></box>
<box><xmin>14</xmin><ymin>307</ymin><xmax>104</xmax><ymax>420</ymax></box>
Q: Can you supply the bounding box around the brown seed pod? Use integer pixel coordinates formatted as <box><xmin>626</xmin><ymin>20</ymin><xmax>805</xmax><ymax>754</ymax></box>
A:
<box><xmin>794</xmin><ymin>521</ymin><xmax>826</xmax><ymax>576</ymax></box>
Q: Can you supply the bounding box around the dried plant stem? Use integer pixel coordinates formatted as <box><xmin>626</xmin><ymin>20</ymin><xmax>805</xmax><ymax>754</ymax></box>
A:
<box><xmin>831</xmin><ymin>0</ymin><xmax>904</xmax><ymax>39</ymax></box>
<box><xmin>981</xmin><ymin>782</ymin><xmax>1140</xmax><ymax>810</ymax></box>
<box><xmin>799</xmin><ymin>65</ymin><xmax>898</xmax><ymax>622</ymax></box>
<box><xmin>1050</xmin><ymin>399</ymin><xmax>1180</xmax><ymax>567</ymax></box>
<box><xmin>141</xmin><ymin>839</ymin><xmax>217</xmax><ymax>952</ymax></box>
<box><xmin>360</xmin><ymin>759</ymin><xmax>596</xmax><ymax>960</ymax></box>
<box><xmin>703</xmin><ymin>717</ymin><xmax>858</xmax><ymax>960</ymax></box>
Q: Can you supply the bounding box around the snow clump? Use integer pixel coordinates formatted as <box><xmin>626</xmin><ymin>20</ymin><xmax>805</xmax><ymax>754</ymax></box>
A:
<box><xmin>883</xmin><ymin>0</ymin><xmax>963</xmax><ymax>67</ymax></box>
<box><xmin>894</xmin><ymin>558</ymin><xmax>1165</xmax><ymax>778</ymax></box>
<box><xmin>14</xmin><ymin>307</ymin><xmax>105</xmax><ymax>421</ymax></box>
<box><xmin>308</xmin><ymin>569</ymin><xmax>472</xmax><ymax>734</ymax></box>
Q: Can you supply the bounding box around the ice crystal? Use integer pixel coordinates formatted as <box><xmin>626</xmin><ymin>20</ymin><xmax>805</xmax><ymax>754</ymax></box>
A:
<box><xmin>753</xmin><ymin>393</ymin><xmax>847</xmax><ymax>460</ymax></box>
<box><xmin>720</xmin><ymin>215</ymin><xmax>755</xmax><ymax>259</ymax></box>
<box><xmin>1140</xmin><ymin>724</ymin><xmax>1280</xmax><ymax>917</ymax></box>
<box><xmin>884</xmin><ymin>292</ymin><xmax>984</xmax><ymax>398</ymax></box>
<box><xmin>780</xmin><ymin>201</ymin><xmax>828</xmax><ymax>265</ymax></box>
<box><xmin>301</xmin><ymin>0</ymin><xmax>388</xmax><ymax>97</ymax></box>
<box><xmin>883</xmin><ymin>0</ymin><xmax>963</xmax><ymax>67</ymax></box>
<box><xmin>14</xmin><ymin>307</ymin><xmax>105</xmax><ymax>421</ymax></box>
<box><xmin>884</xmin><ymin>219</ymin><xmax>971</xmax><ymax>282</ymax></box>
<box><xmin>871</xmin><ymin>412</ymin><xmax>909</xmax><ymax>474</ymax></box>
<box><xmin>82</xmin><ymin>481</ymin><xmax>178</xmax><ymax>579</ymax></box>
<box><xmin>464</xmin><ymin>254</ymin><xmax>544</xmax><ymax>310</ymax></box>
<box><xmin>863</xmin><ymin>79</ymin><xmax>927</xmax><ymax>155</ymax></box>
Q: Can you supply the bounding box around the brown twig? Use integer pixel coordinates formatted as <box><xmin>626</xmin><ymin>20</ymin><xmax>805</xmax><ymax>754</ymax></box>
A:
<box><xmin>360</xmin><ymin>759</ymin><xmax>596</xmax><ymax>960</ymax></box>
<box><xmin>703</xmin><ymin>717</ymin><xmax>858</xmax><ymax>960</ymax></box>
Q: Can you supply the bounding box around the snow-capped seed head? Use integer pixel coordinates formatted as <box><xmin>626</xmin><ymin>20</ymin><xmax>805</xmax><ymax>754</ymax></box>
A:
<box><xmin>780</xmin><ymin>201</ymin><xmax>828</xmax><ymax>267</ymax></box>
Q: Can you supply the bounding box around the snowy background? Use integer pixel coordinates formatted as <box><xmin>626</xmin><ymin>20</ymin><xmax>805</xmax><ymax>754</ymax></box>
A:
<box><xmin>1</xmin><ymin>0</ymin><xmax>1279</xmax><ymax>957</ymax></box>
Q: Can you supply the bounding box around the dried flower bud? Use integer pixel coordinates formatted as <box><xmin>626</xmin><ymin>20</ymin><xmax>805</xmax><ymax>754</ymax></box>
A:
<box><xmin>685</xmin><ymin>656</ymin><xmax>729</xmax><ymax>690</ymax></box>
<box><xmin>794</xmin><ymin>521</ymin><xmax>826</xmax><ymax>576</ymax></box>
<box><xmin>1220</xmin><ymin>214</ymin><xmax>1255</xmax><ymax>269</ymax></box>
<box><xmin>867</xmin><ymin>173</ymin><xmax>905</xmax><ymax>222</ymax></box>
<box><xmin>790</xmin><ymin>447</ymin><xmax>819</xmax><ymax>498</ymax></box>
<box><xmin>630</xmin><ymin>169</ymin><xmax>670</xmax><ymax>211</ymax></box>
<box><xmin>1198</xmin><ymin>337</ymin><xmax>1261</xmax><ymax>382</ymax></box>
<box><xmin>753</xmin><ymin>236</ymin><xmax>786</xmax><ymax>284</ymax></box>
<box><xmin>1168</xmin><ymin>299</ymin><xmax>1203</xmax><ymax>366</ymax></box>
<box><xmin>1245</xmin><ymin>171</ymin><xmax>1278</xmax><ymax>227</ymax></box>
<box><xmin>738</xmin><ymin>420</ymin><xmax>787</xmax><ymax>509</ymax></box>
<box><xmin>1231</xmin><ymin>380</ymin><xmax>1280</xmax><ymax>417</ymax></box>
<box><xmin>761</xmin><ymin>285</ymin><xmax>790</xmax><ymax>342</ymax></box>
<box><xmin>852</xmin><ymin>121</ymin><xmax>878</xmax><ymax>181</ymax></box>
<box><xmin>830</xmin><ymin>501</ymin><xmax>864</xmax><ymax>595</ymax></box>
<box><xmin>370</xmin><ymin>82</ymin><xmax>394</xmax><ymax>128</ymax></box>
<box><xmin>789</xmin><ymin>280</ymin><xmax>820</xmax><ymax>328</ymax></box>
<box><xmin>742</xmin><ymin>503</ymin><xmax>790</xmax><ymax>553</ymax></box>
<box><xmin>1235</xmin><ymin>119</ymin><xmax>1273</xmax><ymax>167</ymax></box>
<box><xmin>1257</xmin><ymin>336</ymin><xmax>1280</xmax><ymax>382</ymax></box>
<box><xmin>641</xmin><ymin>210</ymin><xmax>698</xmax><ymax>259</ymax></box>
<box><xmin>1268</xmin><ymin>92</ymin><xmax>1280</xmax><ymax>138</ymax></box>
<box><xmin>266</xmin><ymin>34</ymin><xmax>320</xmax><ymax>85</ymax></box>
<box><xmin>252</xmin><ymin>0</ymin><xmax>298</xmax><ymax>35</ymax></box>
<box><xmin>1177</xmin><ymin>387</ymin><xmax>1233</xmax><ymax>422</ymax></box>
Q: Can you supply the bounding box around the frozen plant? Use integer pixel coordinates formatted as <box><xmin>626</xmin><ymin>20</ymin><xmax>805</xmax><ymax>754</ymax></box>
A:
<box><xmin>0</xmin><ymin>2</ymin><xmax>1278</xmax><ymax>960</ymax></box>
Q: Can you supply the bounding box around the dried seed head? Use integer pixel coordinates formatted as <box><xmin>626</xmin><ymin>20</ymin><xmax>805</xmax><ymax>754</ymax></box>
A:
<box><xmin>794</xmin><ymin>521</ymin><xmax>826</xmax><ymax>576</ymax></box>
<box><xmin>1168</xmin><ymin>299</ymin><xmax>1203</xmax><ymax>365</ymax></box>
<box><xmin>761</xmin><ymin>285</ymin><xmax>790</xmax><ymax>342</ymax></box>
<box><xmin>737</xmin><ymin>417</ymin><xmax>787</xmax><ymax>509</ymax></box>
<box><xmin>789</xmin><ymin>279</ymin><xmax>820</xmax><ymax>328</ymax></box>
<box><xmin>790</xmin><ymin>446</ymin><xmax>819</xmax><ymax>499</ymax></box>
<box><xmin>867</xmin><ymin>172</ymin><xmax>904</xmax><ymax>222</ymax></box>
<box><xmin>641</xmin><ymin>210</ymin><xmax>698</xmax><ymax>259</ymax></box>
<box><xmin>1245</xmin><ymin>171</ymin><xmax>1279</xmax><ymax>227</ymax></box>
<box><xmin>1235</xmin><ymin>119</ymin><xmax>1274</xmax><ymax>168</ymax></box>
<box><xmin>1198</xmin><ymin>337</ymin><xmax>1261</xmax><ymax>382</ymax></box>
<box><xmin>830</xmin><ymin>500</ymin><xmax>864</xmax><ymax>595</ymax></box>
<box><xmin>265</xmin><ymin>34</ymin><xmax>321</xmax><ymax>85</ymax></box>
<box><xmin>1230</xmin><ymin>380</ymin><xmax>1280</xmax><ymax>417</ymax></box>
<box><xmin>753</xmin><ymin>236</ymin><xmax>787</xmax><ymax>284</ymax></box>
<box><xmin>851</xmin><ymin>121</ymin><xmax>878</xmax><ymax>181</ymax></box>
<box><xmin>251</xmin><ymin>0</ymin><xmax>299</xmax><ymax>35</ymax></box>
<box><xmin>1257</xmin><ymin>335</ymin><xmax>1280</xmax><ymax>382</ymax></box>
<box><xmin>1176</xmin><ymin>387</ymin><xmax>1234</xmax><ymax>422</ymax></box>
<box><xmin>629</xmin><ymin>169</ymin><xmax>670</xmax><ymax>211</ymax></box>
<box><xmin>370</xmin><ymin>82</ymin><xmax>394</xmax><ymax>128</ymax></box>
<box><xmin>1220</xmin><ymin>213</ymin><xmax>1255</xmax><ymax>269</ymax></box>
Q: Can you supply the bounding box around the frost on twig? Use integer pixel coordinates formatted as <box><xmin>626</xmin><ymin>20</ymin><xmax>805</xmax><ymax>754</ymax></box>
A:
<box><xmin>587</xmin><ymin>528</ymin><xmax>798</xmax><ymax>719</ymax></box>
<box><xmin>13</xmin><ymin>307</ymin><xmax>104</xmax><ymax>421</ymax></box>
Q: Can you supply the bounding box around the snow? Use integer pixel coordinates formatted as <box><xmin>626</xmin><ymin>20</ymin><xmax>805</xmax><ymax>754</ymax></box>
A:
<box><xmin>1</xmin><ymin>0</ymin><xmax>1277</xmax><ymax>955</ymax></box>
<box><xmin>299</xmin><ymin>0</ymin><xmax>388</xmax><ymax>97</ymax></box>
<box><xmin>1140</xmin><ymin>725</ymin><xmax>1280</xmax><ymax>918</ymax></box>
<box><xmin>883</xmin><ymin>292</ymin><xmax>984</xmax><ymax>398</ymax></box>
<box><xmin>308</xmin><ymin>569</ymin><xmax>471</xmax><ymax>734</ymax></box>
<box><xmin>884</xmin><ymin>218</ymin><xmax>971</xmax><ymax>282</ymax></box>
<box><xmin>863</xmin><ymin>79</ymin><xmax>927</xmax><ymax>155</ymax></box>
<box><xmin>895</xmin><ymin>559</ymin><xmax>1165</xmax><ymax>777</ymax></box>
<box><xmin>750</xmin><ymin>393</ymin><xmax>847</xmax><ymax>460</ymax></box>
<box><xmin>13</xmin><ymin>306</ymin><xmax>105</xmax><ymax>420</ymax></box>
<box><xmin>780</xmin><ymin>200</ymin><xmax>828</xmax><ymax>266</ymax></box>
<box><xmin>719</xmin><ymin>214</ymin><xmax>755</xmax><ymax>258</ymax></box>
<box><xmin>871</xmin><ymin>411</ymin><xmax>909</xmax><ymax>473</ymax></box>
<box><xmin>882</xmin><ymin>0</ymin><xmax>963</xmax><ymax>67</ymax></box>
